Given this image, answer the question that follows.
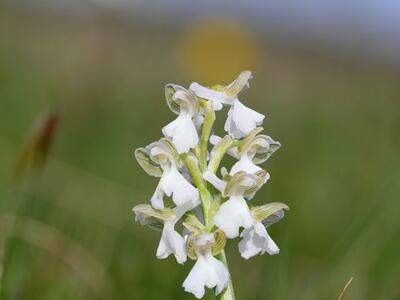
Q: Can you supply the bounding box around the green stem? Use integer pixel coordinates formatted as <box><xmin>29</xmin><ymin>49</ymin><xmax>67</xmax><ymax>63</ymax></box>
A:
<box><xmin>181</xmin><ymin>153</ymin><xmax>213</xmax><ymax>229</ymax></box>
<box><xmin>199</xmin><ymin>101</ymin><xmax>215</xmax><ymax>172</ymax></box>
<box><xmin>216</xmin><ymin>251</ymin><xmax>236</xmax><ymax>300</ymax></box>
<box><xmin>187</xmin><ymin>99</ymin><xmax>236</xmax><ymax>299</ymax></box>
<box><xmin>209</xmin><ymin>138</ymin><xmax>236</xmax><ymax>300</ymax></box>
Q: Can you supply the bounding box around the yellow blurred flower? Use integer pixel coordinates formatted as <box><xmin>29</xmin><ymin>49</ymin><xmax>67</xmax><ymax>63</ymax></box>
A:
<box><xmin>177</xmin><ymin>17</ymin><xmax>260</xmax><ymax>84</ymax></box>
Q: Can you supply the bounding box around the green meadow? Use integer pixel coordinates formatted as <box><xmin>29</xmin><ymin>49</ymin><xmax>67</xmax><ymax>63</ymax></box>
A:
<box><xmin>1</xmin><ymin>6</ymin><xmax>400</xmax><ymax>300</ymax></box>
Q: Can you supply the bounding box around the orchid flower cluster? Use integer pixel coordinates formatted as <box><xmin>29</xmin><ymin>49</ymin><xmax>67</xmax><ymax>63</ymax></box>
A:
<box><xmin>132</xmin><ymin>71</ymin><xmax>289</xmax><ymax>299</ymax></box>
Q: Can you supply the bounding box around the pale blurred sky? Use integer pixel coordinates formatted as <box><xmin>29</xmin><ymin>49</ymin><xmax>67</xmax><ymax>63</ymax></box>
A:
<box><xmin>12</xmin><ymin>0</ymin><xmax>400</xmax><ymax>66</ymax></box>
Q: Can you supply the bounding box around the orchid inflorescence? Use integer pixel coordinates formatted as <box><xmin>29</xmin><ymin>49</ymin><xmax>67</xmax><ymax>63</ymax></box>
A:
<box><xmin>132</xmin><ymin>71</ymin><xmax>289</xmax><ymax>299</ymax></box>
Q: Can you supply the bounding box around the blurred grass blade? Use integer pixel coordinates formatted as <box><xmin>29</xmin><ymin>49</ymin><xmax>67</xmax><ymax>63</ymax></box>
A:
<box><xmin>337</xmin><ymin>277</ymin><xmax>353</xmax><ymax>300</ymax></box>
<box><xmin>15</xmin><ymin>108</ymin><xmax>59</xmax><ymax>180</ymax></box>
<box><xmin>0</xmin><ymin>228</ymin><xmax>5</xmax><ymax>286</ymax></box>
<box><xmin>0</xmin><ymin>214</ymin><xmax>114</xmax><ymax>299</ymax></box>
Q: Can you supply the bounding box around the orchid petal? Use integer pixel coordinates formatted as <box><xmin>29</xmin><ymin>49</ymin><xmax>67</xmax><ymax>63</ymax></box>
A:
<box><xmin>224</xmin><ymin>108</ymin><xmax>244</xmax><ymax>138</ymax></box>
<box><xmin>162</xmin><ymin>114</ymin><xmax>199</xmax><ymax>153</ymax></box>
<box><xmin>230</xmin><ymin>156</ymin><xmax>263</xmax><ymax>175</ymax></box>
<box><xmin>189</xmin><ymin>82</ymin><xmax>228</xmax><ymax>106</ymax></box>
<box><xmin>156</xmin><ymin>222</ymin><xmax>187</xmax><ymax>264</ymax></box>
<box><xmin>183</xmin><ymin>233</ymin><xmax>229</xmax><ymax>298</ymax></box>
<box><xmin>225</xmin><ymin>100</ymin><xmax>265</xmax><ymax>138</ymax></box>
<box><xmin>214</xmin><ymin>195</ymin><xmax>253</xmax><ymax>238</ymax></box>
<box><xmin>152</xmin><ymin>166</ymin><xmax>199</xmax><ymax>209</ymax></box>
<box><xmin>203</xmin><ymin>170</ymin><xmax>227</xmax><ymax>192</ymax></box>
<box><xmin>183</xmin><ymin>253</ymin><xmax>229</xmax><ymax>298</ymax></box>
<box><xmin>239</xmin><ymin>222</ymin><xmax>279</xmax><ymax>259</ymax></box>
<box><xmin>150</xmin><ymin>185</ymin><xmax>165</xmax><ymax>209</ymax></box>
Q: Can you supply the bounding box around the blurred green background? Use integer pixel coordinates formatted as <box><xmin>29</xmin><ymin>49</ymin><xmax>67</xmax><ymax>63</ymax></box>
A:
<box><xmin>1</xmin><ymin>2</ymin><xmax>400</xmax><ymax>300</ymax></box>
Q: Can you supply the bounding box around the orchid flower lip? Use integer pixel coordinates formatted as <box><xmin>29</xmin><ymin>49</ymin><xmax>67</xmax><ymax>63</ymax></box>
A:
<box><xmin>238</xmin><ymin>222</ymin><xmax>280</xmax><ymax>259</ymax></box>
<box><xmin>162</xmin><ymin>114</ymin><xmax>199</xmax><ymax>153</ymax></box>
<box><xmin>214</xmin><ymin>194</ymin><xmax>253</xmax><ymax>238</ymax></box>
<box><xmin>150</xmin><ymin>160</ymin><xmax>199</xmax><ymax>209</ymax></box>
<box><xmin>183</xmin><ymin>233</ymin><xmax>229</xmax><ymax>298</ymax></box>
<box><xmin>162</xmin><ymin>89</ymin><xmax>200</xmax><ymax>153</ymax></box>
<box><xmin>238</xmin><ymin>204</ymin><xmax>289</xmax><ymax>259</ymax></box>
<box><xmin>156</xmin><ymin>221</ymin><xmax>187</xmax><ymax>264</ymax></box>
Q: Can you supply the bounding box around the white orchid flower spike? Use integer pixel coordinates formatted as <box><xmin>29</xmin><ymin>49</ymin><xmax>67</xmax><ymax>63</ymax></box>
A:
<box><xmin>133</xmin><ymin>201</ymin><xmax>196</xmax><ymax>264</ymax></box>
<box><xmin>239</xmin><ymin>202</ymin><xmax>289</xmax><ymax>259</ymax></box>
<box><xmin>190</xmin><ymin>71</ymin><xmax>265</xmax><ymax>138</ymax></box>
<box><xmin>162</xmin><ymin>85</ymin><xmax>200</xmax><ymax>153</ymax></box>
<box><xmin>183</xmin><ymin>232</ymin><xmax>229</xmax><ymax>299</ymax></box>
<box><xmin>132</xmin><ymin>71</ymin><xmax>289</xmax><ymax>299</ymax></box>
<box><xmin>135</xmin><ymin>138</ymin><xmax>199</xmax><ymax>209</ymax></box>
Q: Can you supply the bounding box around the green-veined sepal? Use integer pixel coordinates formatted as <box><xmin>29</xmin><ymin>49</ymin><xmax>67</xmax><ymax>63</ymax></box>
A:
<box><xmin>237</xmin><ymin>127</ymin><xmax>281</xmax><ymax>164</ymax></box>
<box><xmin>165</xmin><ymin>84</ymin><xmax>184</xmax><ymax>114</ymax></box>
<box><xmin>251</xmin><ymin>202</ymin><xmax>289</xmax><ymax>223</ymax></box>
<box><xmin>150</xmin><ymin>138</ymin><xmax>182</xmax><ymax>167</ymax></box>
<box><xmin>237</xmin><ymin>127</ymin><xmax>264</xmax><ymax>155</ymax></box>
<box><xmin>211</xmin><ymin>230</ymin><xmax>226</xmax><ymax>256</ymax></box>
<box><xmin>134</xmin><ymin>147</ymin><xmax>163</xmax><ymax>177</ymax></box>
<box><xmin>135</xmin><ymin>138</ymin><xmax>182</xmax><ymax>174</ymax></box>
<box><xmin>186</xmin><ymin>233</ymin><xmax>197</xmax><ymax>260</ymax></box>
<box><xmin>225</xmin><ymin>71</ymin><xmax>252</xmax><ymax>97</ymax></box>
<box><xmin>223</xmin><ymin>171</ymin><xmax>259</xmax><ymax>197</ymax></box>
<box><xmin>244</xmin><ymin>169</ymin><xmax>269</xmax><ymax>196</ymax></box>
<box><xmin>165</xmin><ymin>84</ymin><xmax>199</xmax><ymax>115</ymax></box>
<box><xmin>132</xmin><ymin>204</ymin><xmax>174</xmax><ymax>231</ymax></box>
<box><xmin>186</xmin><ymin>231</ymin><xmax>227</xmax><ymax>260</ymax></box>
<box><xmin>252</xmin><ymin>135</ymin><xmax>281</xmax><ymax>164</ymax></box>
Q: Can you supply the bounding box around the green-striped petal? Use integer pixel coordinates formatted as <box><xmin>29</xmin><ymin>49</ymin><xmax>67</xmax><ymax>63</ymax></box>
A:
<box><xmin>251</xmin><ymin>202</ymin><xmax>289</xmax><ymax>223</ymax></box>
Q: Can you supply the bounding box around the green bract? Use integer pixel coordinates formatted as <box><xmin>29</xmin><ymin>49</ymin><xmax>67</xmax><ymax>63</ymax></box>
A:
<box><xmin>183</xmin><ymin>214</ymin><xmax>207</xmax><ymax>234</ymax></box>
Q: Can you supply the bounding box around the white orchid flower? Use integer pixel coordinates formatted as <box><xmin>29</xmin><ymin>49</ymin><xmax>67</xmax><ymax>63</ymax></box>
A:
<box><xmin>183</xmin><ymin>233</ymin><xmax>229</xmax><ymax>299</ymax></box>
<box><xmin>135</xmin><ymin>139</ymin><xmax>199</xmax><ymax>209</ymax></box>
<box><xmin>209</xmin><ymin>128</ymin><xmax>280</xmax><ymax>177</ymax></box>
<box><xmin>162</xmin><ymin>86</ymin><xmax>200</xmax><ymax>153</ymax></box>
<box><xmin>207</xmin><ymin>171</ymin><xmax>267</xmax><ymax>239</ymax></box>
<box><xmin>190</xmin><ymin>71</ymin><xmax>265</xmax><ymax>138</ymax></box>
<box><xmin>133</xmin><ymin>201</ymin><xmax>196</xmax><ymax>264</ymax></box>
<box><xmin>239</xmin><ymin>202</ymin><xmax>289</xmax><ymax>259</ymax></box>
